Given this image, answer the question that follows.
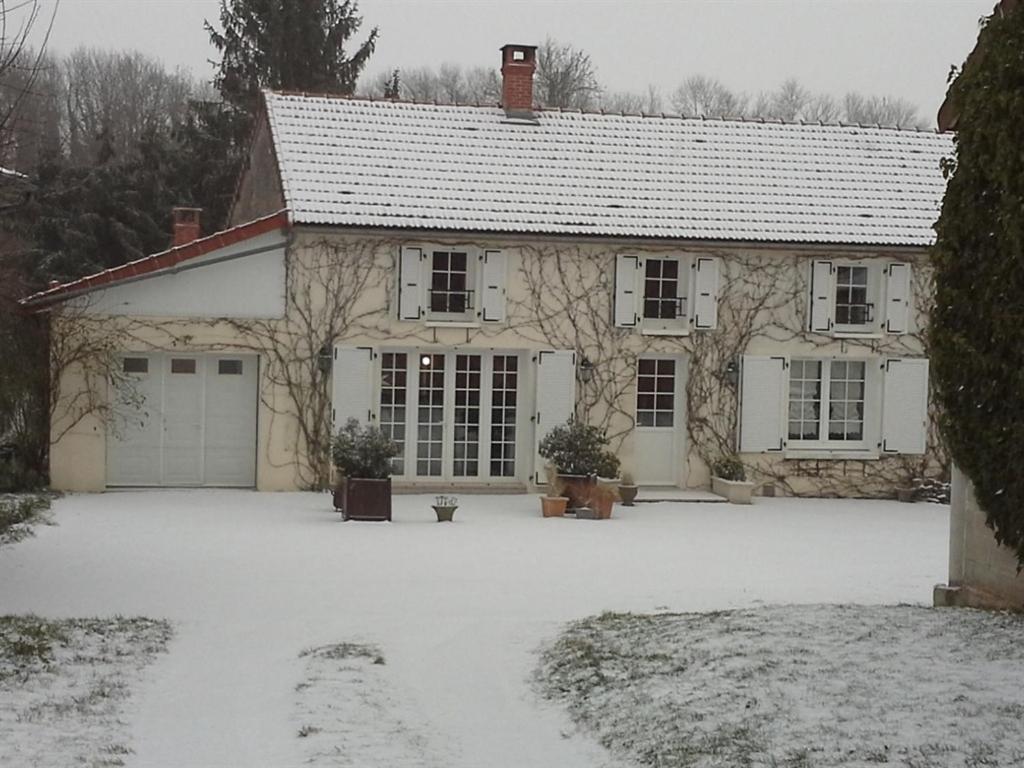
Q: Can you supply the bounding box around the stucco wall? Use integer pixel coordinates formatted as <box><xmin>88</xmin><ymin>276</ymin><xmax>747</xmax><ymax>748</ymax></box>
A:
<box><xmin>937</xmin><ymin>466</ymin><xmax>1024</xmax><ymax>609</ymax></box>
<box><xmin>48</xmin><ymin>228</ymin><xmax>938</xmax><ymax>494</ymax></box>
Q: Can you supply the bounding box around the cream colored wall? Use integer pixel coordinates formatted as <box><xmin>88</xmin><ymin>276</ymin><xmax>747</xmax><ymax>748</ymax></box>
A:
<box><xmin>49</xmin><ymin>228</ymin><xmax>935</xmax><ymax>494</ymax></box>
<box><xmin>940</xmin><ymin>466</ymin><xmax>1024</xmax><ymax>609</ymax></box>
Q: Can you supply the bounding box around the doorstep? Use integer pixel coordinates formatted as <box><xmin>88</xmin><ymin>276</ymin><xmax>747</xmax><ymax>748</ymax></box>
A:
<box><xmin>635</xmin><ymin>486</ymin><xmax>727</xmax><ymax>504</ymax></box>
<box><xmin>391</xmin><ymin>482</ymin><xmax>528</xmax><ymax>495</ymax></box>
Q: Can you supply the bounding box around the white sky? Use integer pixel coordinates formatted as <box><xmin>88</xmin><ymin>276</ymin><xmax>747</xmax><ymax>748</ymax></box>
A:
<box><xmin>41</xmin><ymin>0</ymin><xmax>992</xmax><ymax>124</ymax></box>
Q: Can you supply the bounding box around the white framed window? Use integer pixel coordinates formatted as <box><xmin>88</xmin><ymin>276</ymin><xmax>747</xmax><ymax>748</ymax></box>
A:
<box><xmin>740</xmin><ymin>354</ymin><xmax>927</xmax><ymax>457</ymax></box>
<box><xmin>398</xmin><ymin>246</ymin><xmax>506</xmax><ymax>325</ymax></box>
<box><xmin>809</xmin><ymin>260</ymin><xmax>911</xmax><ymax>336</ymax></box>
<box><xmin>614</xmin><ymin>254</ymin><xmax>718</xmax><ymax>332</ymax></box>
<box><xmin>787</xmin><ymin>359</ymin><xmax>867</xmax><ymax>448</ymax></box>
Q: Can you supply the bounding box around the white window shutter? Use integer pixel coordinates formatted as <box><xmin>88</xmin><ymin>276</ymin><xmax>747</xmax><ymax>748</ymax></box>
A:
<box><xmin>885</xmin><ymin>263</ymin><xmax>912</xmax><ymax>335</ymax></box>
<box><xmin>332</xmin><ymin>346</ymin><xmax>375</xmax><ymax>430</ymax></box>
<box><xmin>614</xmin><ymin>255</ymin><xmax>639</xmax><ymax>328</ymax></box>
<box><xmin>692</xmin><ymin>256</ymin><xmax>720</xmax><ymax>330</ymax></box>
<box><xmin>398</xmin><ymin>246</ymin><xmax>424</xmax><ymax>320</ymax></box>
<box><xmin>881</xmin><ymin>358</ymin><xmax>929</xmax><ymax>454</ymax></box>
<box><xmin>480</xmin><ymin>249</ymin><xmax>506</xmax><ymax>323</ymax></box>
<box><xmin>809</xmin><ymin>260</ymin><xmax>834</xmax><ymax>333</ymax></box>
<box><xmin>533</xmin><ymin>350</ymin><xmax>577</xmax><ymax>484</ymax></box>
<box><xmin>738</xmin><ymin>355</ymin><xmax>787</xmax><ymax>453</ymax></box>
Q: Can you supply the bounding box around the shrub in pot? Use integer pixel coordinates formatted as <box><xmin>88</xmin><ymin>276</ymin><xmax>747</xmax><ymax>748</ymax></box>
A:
<box><xmin>710</xmin><ymin>454</ymin><xmax>755</xmax><ymax>505</ymax></box>
<box><xmin>540</xmin><ymin>465</ymin><xmax>569</xmax><ymax>517</ymax></box>
<box><xmin>331</xmin><ymin>418</ymin><xmax>400</xmax><ymax>521</ymax></box>
<box><xmin>538</xmin><ymin>420</ymin><xmax>620</xmax><ymax>510</ymax></box>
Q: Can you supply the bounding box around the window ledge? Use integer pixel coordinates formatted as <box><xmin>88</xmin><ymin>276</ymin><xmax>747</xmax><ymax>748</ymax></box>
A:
<box><xmin>425</xmin><ymin>320</ymin><xmax>480</xmax><ymax>329</ymax></box>
<box><xmin>783</xmin><ymin>450</ymin><xmax>880</xmax><ymax>461</ymax></box>
<box><xmin>640</xmin><ymin>328</ymin><xmax>690</xmax><ymax>337</ymax></box>
<box><xmin>831</xmin><ymin>331</ymin><xmax>884</xmax><ymax>339</ymax></box>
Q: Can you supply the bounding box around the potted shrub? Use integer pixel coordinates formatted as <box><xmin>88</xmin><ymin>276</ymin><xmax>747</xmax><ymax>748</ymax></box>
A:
<box><xmin>589</xmin><ymin>478</ymin><xmax>619</xmax><ymax>519</ymax></box>
<box><xmin>618</xmin><ymin>471</ymin><xmax>639</xmax><ymax>506</ymax></box>
<box><xmin>432</xmin><ymin>495</ymin><xmax>458</xmax><ymax>522</ymax></box>
<box><xmin>331</xmin><ymin>418</ymin><xmax>400</xmax><ymax>521</ymax></box>
<box><xmin>540</xmin><ymin>466</ymin><xmax>569</xmax><ymax>517</ymax></box>
<box><xmin>538</xmin><ymin>419</ymin><xmax>621</xmax><ymax>511</ymax></box>
<box><xmin>711</xmin><ymin>455</ymin><xmax>755</xmax><ymax>505</ymax></box>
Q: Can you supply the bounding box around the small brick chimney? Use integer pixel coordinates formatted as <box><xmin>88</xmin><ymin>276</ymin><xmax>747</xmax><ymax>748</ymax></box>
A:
<box><xmin>172</xmin><ymin>207</ymin><xmax>202</xmax><ymax>247</ymax></box>
<box><xmin>500</xmin><ymin>44</ymin><xmax>537</xmax><ymax>117</ymax></box>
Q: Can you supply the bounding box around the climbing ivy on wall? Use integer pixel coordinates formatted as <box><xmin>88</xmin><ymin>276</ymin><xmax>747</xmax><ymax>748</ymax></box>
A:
<box><xmin>931</xmin><ymin>9</ymin><xmax>1024</xmax><ymax>566</ymax></box>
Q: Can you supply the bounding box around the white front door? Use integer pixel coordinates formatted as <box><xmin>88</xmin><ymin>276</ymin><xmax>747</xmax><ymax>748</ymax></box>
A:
<box><xmin>633</xmin><ymin>356</ymin><xmax>686</xmax><ymax>485</ymax></box>
<box><xmin>376</xmin><ymin>350</ymin><xmax>523</xmax><ymax>483</ymax></box>
<box><xmin>107</xmin><ymin>353</ymin><xmax>258</xmax><ymax>487</ymax></box>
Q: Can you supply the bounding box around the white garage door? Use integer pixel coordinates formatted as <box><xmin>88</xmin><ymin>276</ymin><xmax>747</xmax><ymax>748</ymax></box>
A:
<box><xmin>107</xmin><ymin>353</ymin><xmax>258</xmax><ymax>487</ymax></box>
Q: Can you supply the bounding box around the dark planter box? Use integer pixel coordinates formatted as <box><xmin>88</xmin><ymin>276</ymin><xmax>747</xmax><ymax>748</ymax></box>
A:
<box><xmin>559</xmin><ymin>474</ymin><xmax>597</xmax><ymax>510</ymax></box>
<box><xmin>340</xmin><ymin>477</ymin><xmax>392</xmax><ymax>521</ymax></box>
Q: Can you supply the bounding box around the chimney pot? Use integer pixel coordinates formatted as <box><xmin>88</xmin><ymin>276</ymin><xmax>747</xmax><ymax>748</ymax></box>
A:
<box><xmin>500</xmin><ymin>44</ymin><xmax>538</xmax><ymax>117</ymax></box>
<box><xmin>172</xmin><ymin>207</ymin><xmax>202</xmax><ymax>247</ymax></box>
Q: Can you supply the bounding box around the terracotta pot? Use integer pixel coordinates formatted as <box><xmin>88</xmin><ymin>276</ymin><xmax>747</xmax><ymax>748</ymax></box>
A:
<box><xmin>618</xmin><ymin>484</ymin><xmax>639</xmax><ymax>506</ymax></box>
<box><xmin>558</xmin><ymin>474</ymin><xmax>597</xmax><ymax>510</ymax></box>
<box><xmin>541</xmin><ymin>496</ymin><xmax>569</xmax><ymax>517</ymax></box>
<box><xmin>342</xmin><ymin>477</ymin><xmax>392</xmax><ymax>521</ymax></box>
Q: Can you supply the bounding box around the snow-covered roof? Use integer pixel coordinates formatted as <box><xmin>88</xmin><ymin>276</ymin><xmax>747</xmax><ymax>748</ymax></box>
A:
<box><xmin>264</xmin><ymin>91</ymin><xmax>954</xmax><ymax>248</ymax></box>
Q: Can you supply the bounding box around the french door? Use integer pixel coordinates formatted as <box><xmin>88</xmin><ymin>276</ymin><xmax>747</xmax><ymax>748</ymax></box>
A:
<box><xmin>378</xmin><ymin>350</ymin><xmax>522</xmax><ymax>482</ymax></box>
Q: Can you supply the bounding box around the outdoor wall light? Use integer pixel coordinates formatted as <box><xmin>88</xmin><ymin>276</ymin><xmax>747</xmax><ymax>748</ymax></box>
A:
<box><xmin>724</xmin><ymin>358</ymin><xmax>740</xmax><ymax>386</ymax></box>
<box><xmin>421</xmin><ymin>354</ymin><xmax>432</xmax><ymax>367</ymax></box>
<box><xmin>317</xmin><ymin>344</ymin><xmax>332</xmax><ymax>374</ymax></box>
<box><xmin>578</xmin><ymin>356</ymin><xmax>595</xmax><ymax>384</ymax></box>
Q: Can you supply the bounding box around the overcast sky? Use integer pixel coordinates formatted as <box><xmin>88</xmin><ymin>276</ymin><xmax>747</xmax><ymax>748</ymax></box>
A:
<box><xmin>40</xmin><ymin>0</ymin><xmax>991</xmax><ymax>124</ymax></box>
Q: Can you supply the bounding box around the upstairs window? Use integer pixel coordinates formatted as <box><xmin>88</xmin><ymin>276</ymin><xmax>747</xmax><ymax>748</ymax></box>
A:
<box><xmin>614</xmin><ymin>254</ymin><xmax>718</xmax><ymax>332</ymax></box>
<box><xmin>642</xmin><ymin>258</ymin><xmax>685</xmax><ymax>322</ymax></box>
<box><xmin>809</xmin><ymin>260</ymin><xmax>911</xmax><ymax>336</ymax></box>
<box><xmin>429</xmin><ymin>250</ymin><xmax>472</xmax><ymax>315</ymax></box>
<box><xmin>398</xmin><ymin>246</ymin><xmax>506</xmax><ymax>324</ymax></box>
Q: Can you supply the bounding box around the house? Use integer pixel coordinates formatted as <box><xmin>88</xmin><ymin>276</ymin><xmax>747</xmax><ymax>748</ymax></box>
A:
<box><xmin>22</xmin><ymin>44</ymin><xmax>953</xmax><ymax>495</ymax></box>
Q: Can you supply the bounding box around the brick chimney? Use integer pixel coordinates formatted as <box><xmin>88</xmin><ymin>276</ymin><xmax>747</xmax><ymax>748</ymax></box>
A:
<box><xmin>172</xmin><ymin>207</ymin><xmax>202</xmax><ymax>247</ymax></box>
<box><xmin>500</xmin><ymin>44</ymin><xmax>537</xmax><ymax>117</ymax></box>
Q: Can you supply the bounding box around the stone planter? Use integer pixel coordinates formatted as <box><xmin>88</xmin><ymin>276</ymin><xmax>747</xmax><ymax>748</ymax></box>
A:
<box><xmin>575</xmin><ymin>505</ymin><xmax>601</xmax><ymax>520</ymax></box>
<box><xmin>896</xmin><ymin>487</ymin><xmax>918</xmax><ymax>504</ymax></box>
<box><xmin>558</xmin><ymin>474</ymin><xmax>597</xmax><ymax>510</ymax></box>
<box><xmin>712</xmin><ymin>476</ymin><xmax>755</xmax><ymax>505</ymax></box>
<box><xmin>432</xmin><ymin>504</ymin><xmax>457</xmax><ymax>522</ymax></box>
<box><xmin>618</xmin><ymin>484</ymin><xmax>639</xmax><ymax>506</ymax></box>
<box><xmin>341</xmin><ymin>477</ymin><xmax>392</xmax><ymax>521</ymax></box>
<box><xmin>541</xmin><ymin>496</ymin><xmax>569</xmax><ymax>517</ymax></box>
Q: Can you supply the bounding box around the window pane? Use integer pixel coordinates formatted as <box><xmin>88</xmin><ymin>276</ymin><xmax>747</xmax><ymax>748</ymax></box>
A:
<box><xmin>171</xmin><ymin>358</ymin><xmax>196</xmax><ymax>374</ymax></box>
<box><xmin>218</xmin><ymin>359</ymin><xmax>243</xmax><ymax>375</ymax></box>
<box><xmin>123</xmin><ymin>357</ymin><xmax>148</xmax><ymax>374</ymax></box>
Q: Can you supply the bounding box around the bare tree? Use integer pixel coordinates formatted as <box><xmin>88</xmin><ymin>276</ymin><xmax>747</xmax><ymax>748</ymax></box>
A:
<box><xmin>534</xmin><ymin>38</ymin><xmax>601</xmax><ymax>110</ymax></box>
<box><xmin>843</xmin><ymin>92</ymin><xmax>923</xmax><ymax>127</ymax></box>
<box><xmin>0</xmin><ymin>1</ymin><xmax>59</xmax><ymax>172</ymax></box>
<box><xmin>601</xmin><ymin>85</ymin><xmax>662</xmax><ymax>114</ymax></box>
<box><xmin>62</xmin><ymin>49</ymin><xmax>199</xmax><ymax>165</ymax></box>
<box><xmin>671</xmin><ymin>75</ymin><xmax>746</xmax><ymax>117</ymax></box>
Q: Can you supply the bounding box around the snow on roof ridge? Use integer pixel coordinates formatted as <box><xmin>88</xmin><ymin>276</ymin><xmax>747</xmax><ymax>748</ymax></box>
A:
<box><xmin>264</xmin><ymin>89</ymin><xmax>947</xmax><ymax>135</ymax></box>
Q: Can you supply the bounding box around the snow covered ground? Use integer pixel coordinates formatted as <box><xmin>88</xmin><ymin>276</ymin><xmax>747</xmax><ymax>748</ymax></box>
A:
<box><xmin>538</xmin><ymin>606</ymin><xmax>1024</xmax><ymax>767</ymax></box>
<box><xmin>0</xmin><ymin>490</ymin><xmax>949</xmax><ymax>767</ymax></box>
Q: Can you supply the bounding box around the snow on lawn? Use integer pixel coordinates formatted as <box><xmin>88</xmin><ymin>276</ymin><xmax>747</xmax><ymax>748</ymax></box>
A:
<box><xmin>0</xmin><ymin>615</ymin><xmax>171</xmax><ymax>767</ymax></box>
<box><xmin>538</xmin><ymin>606</ymin><xmax>1024</xmax><ymax>767</ymax></box>
<box><xmin>0</xmin><ymin>490</ymin><xmax>949</xmax><ymax>767</ymax></box>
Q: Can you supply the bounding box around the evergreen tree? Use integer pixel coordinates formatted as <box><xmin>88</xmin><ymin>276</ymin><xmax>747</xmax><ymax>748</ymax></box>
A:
<box><xmin>931</xmin><ymin>9</ymin><xmax>1024</xmax><ymax>565</ymax></box>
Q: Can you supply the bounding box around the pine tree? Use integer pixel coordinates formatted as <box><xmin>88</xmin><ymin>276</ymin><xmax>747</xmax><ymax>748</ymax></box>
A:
<box><xmin>931</xmin><ymin>8</ymin><xmax>1024</xmax><ymax>565</ymax></box>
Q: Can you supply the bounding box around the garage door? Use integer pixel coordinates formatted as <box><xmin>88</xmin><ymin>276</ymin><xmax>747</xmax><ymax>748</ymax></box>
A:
<box><xmin>107</xmin><ymin>353</ymin><xmax>258</xmax><ymax>487</ymax></box>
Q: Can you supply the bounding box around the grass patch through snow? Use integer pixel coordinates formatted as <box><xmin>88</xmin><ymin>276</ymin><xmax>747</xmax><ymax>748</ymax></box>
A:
<box><xmin>0</xmin><ymin>615</ymin><xmax>172</xmax><ymax>767</ymax></box>
<box><xmin>537</xmin><ymin>605</ymin><xmax>1024</xmax><ymax>767</ymax></box>
<box><xmin>0</xmin><ymin>493</ymin><xmax>52</xmax><ymax>547</ymax></box>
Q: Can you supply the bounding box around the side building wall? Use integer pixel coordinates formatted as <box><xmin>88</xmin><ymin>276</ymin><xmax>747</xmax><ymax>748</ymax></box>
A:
<box><xmin>935</xmin><ymin>466</ymin><xmax>1024</xmax><ymax>609</ymax></box>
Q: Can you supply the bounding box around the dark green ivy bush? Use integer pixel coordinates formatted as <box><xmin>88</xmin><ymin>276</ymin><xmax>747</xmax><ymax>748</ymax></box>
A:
<box><xmin>931</xmin><ymin>8</ymin><xmax>1024</xmax><ymax>566</ymax></box>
